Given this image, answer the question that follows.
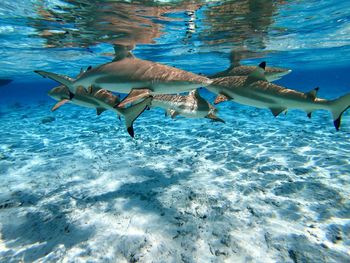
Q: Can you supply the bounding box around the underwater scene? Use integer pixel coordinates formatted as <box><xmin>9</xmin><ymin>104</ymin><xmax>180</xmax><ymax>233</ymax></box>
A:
<box><xmin>1</xmin><ymin>0</ymin><xmax>350</xmax><ymax>262</ymax></box>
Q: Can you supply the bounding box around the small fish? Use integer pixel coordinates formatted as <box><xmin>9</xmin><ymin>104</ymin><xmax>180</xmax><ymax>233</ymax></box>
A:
<box><xmin>208</xmin><ymin>62</ymin><xmax>350</xmax><ymax>130</ymax></box>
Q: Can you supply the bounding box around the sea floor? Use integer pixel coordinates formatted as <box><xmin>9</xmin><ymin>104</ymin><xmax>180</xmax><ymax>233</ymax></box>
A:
<box><xmin>0</xmin><ymin>97</ymin><xmax>349</xmax><ymax>262</ymax></box>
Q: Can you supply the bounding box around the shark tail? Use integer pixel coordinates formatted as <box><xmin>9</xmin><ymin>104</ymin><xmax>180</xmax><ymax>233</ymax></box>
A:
<box><xmin>118</xmin><ymin>97</ymin><xmax>152</xmax><ymax>138</ymax></box>
<box><xmin>330</xmin><ymin>93</ymin><xmax>350</xmax><ymax>130</ymax></box>
<box><xmin>34</xmin><ymin>70</ymin><xmax>75</xmax><ymax>97</ymax></box>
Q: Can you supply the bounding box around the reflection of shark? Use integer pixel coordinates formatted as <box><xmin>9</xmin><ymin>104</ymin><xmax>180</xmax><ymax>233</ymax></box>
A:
<box><xmin>0</xmin><ymin>79</ymin><xmax>13</xmax><ymax>87</ymax></box>
<box><xmin>208</xmin><ymin>62</ymin><xmax>350</xmax><ymax>130</ymax></box>
<box><xmin>151</xmin><ymin>89</ymin><xmax>224</xmax><ymax>123</ymax></box>
<box><xmin>48</xmin><ymin>85</ymin><xmax>151</xmax><ymax>137</ymax></box>
<box><xmin>34</xmin><ymin>56</ymin><xmax>212</xmax><ymax>105</ymax></box>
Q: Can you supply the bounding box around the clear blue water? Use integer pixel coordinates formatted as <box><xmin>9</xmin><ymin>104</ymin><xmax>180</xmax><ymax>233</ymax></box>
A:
<box><xmin>0</xmin><ymin>1</ymin><xmax>350</xmax><ymax>262</ymax></box>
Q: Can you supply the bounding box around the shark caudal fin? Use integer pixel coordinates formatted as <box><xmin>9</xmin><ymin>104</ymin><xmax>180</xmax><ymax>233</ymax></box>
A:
<box><xmin>118</xmin><ymin>97</ymin><xmax>152</xmax><ymax>138</ymax></box>
<box><xmin>34</xmin><ymin>70</ymin><xmax>75</xmax><ymax>97</ymax></box>
<box><xmin>330</xmin><ymin>93</ymin><xmax>350</xmax><ymax>130</ymax></box>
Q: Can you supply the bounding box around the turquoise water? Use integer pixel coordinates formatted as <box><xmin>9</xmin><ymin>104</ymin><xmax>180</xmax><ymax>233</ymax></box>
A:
<box><xmin>1</xmin><ymin>1</ymin><xmax>350</xmax><ymax>262</ymax></box>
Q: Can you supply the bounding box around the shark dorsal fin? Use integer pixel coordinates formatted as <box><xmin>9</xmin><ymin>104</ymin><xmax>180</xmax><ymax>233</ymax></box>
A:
<box><xmin>76</xmin><ymin>68</ymin><xmax>86</xmax><ymax>79</ymax></box>
<box><xmin>113</xmin><ymin>44</ymin><xmax>136</xmax><ymax>62</ymax></box>
<box><xmin>306</xmin><ymin>87</ymin><xmax>319</xmax><ymax>100</ymax></box>
<box><xmin>189</xmin><ymin>89</ymin><xmax>200</xmax><ymax>99</ymax></box>
<box><xmin>258</xmin><ymin>61</ymin><xmax>266</xmax><ymax>70</ymax></box>
<box><xmin>245</xmin><ymin>62</ymin><xmax>267</xmax><ymax>84</ymax></box>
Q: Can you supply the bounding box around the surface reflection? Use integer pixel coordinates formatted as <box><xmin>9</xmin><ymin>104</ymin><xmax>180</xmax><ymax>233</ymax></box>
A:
<box><xmin>201</xmin><ymin>0</ymin><xmax>285</xmax><ymax>68</ymax></box>
<box><xmin>29</xmin><ymin>0</ymin><xmax>287</xmax><ymax>64</ymax></box>
<box><xmin>31</xmin><ymin>0</ymin><xmax>202</xmax><ymax>48</ymax></box>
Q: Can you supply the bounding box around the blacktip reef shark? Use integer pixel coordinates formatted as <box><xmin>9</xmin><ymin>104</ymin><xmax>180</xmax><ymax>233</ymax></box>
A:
<box><xmin>34</xmin><ymin>54</ymin><xmax>212</xmax><ymax>107</ymax></box>
<box><xmin>209</xmin><ymin>49</ymin><xmax>291</xmax><ymax>81</ymax></box>
<box><xmin>208</xmin><ymin>62</ymin><xmax>350</xmax><ymax>130</ymax></box>
<box><xmin>48</xmin><ymin>85</ymin><xmax>152</xmax><ymax>138</ymax></box>
<box><xmin>209</xmin><ymin>64</ymin><xmax>291</xmax><ymax>82</ymax></box>
<box><xmin>151</xmin><ymin>89</ymin><xmax>225</xmax><ymax>123</ymax></box>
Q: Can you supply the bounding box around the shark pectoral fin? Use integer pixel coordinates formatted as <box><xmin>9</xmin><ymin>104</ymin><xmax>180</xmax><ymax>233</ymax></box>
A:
<box><xmin>306</xmin><ymin>87</ymin><xmax>319</xmax><ymax>100</ymax></box>
<box><xmin>51</xmin><ymin>99</ymin><xmax>70</xmax><ymax>112</ymax></box>
<box><xmin>214</xmin><ymin>94</ymin><xmax>230</xmax><ymax>105</ymax></box>
<box><xmin>270</xmin><ymin>107</ymin><xmax>286</xmax><ymax>117</ymax></box>
<box><xmin>34</xmin><ymin>70</ymin><xmax>75</xmax><ymax>91</ymax></box>
<box><xmin>118</xmin><ymin>97</ymin><xmax>152</xmax><ymax>138</ymax></box>
<box><xmin>96</xmin><ymin>108</ymin><xmax>106</xmax><ymax>116</ymax></box>
<box><xmin>117</xmin><ymin>88</ymin><xmax>151</xmax><ymax>108</ymax></box>
<box><xmin>206</xmin><ymin>113</ymin><xmax>225</xmax><ymax>123</ymax></box>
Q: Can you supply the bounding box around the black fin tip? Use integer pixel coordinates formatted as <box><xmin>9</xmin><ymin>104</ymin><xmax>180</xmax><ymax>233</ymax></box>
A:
<box><xmin>127</xmin><ymin>126</ymin><xmax>135</xmax><ymax>138</ymax></box>
<box><xmin>259</xmin><ymin>61</ymin><xmax>266</xmax><ymax>69</ymax></box>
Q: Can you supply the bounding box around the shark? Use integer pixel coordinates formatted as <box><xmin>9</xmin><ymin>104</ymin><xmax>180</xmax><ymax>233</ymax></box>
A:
<box><xmin>209</xmin><ymin>64</ymin><xmax>291</xmax><ymax>82</ymax></box>
<box><xmin>209</xmin><ymin>49</ymin><xmax>291</xmax><ymax>81</ymax></box>
<box><xmin>48</xmin><ymin>85</ymin><xmax>152</xmax><ymax>137</ymax></box>
<box><xmin>207</xmin><ymin>62</ymin><xmax>350</xmax><ymax>130</ymax></box>
<box><xmin>34</xmin><ymin>56</ymin><xmax>212</xmax><ymax>106</ymax></box>
<box><xmin>151</xmin><ymin>89</ymin><xmax>225</xmax><ymax>123</ymax></box>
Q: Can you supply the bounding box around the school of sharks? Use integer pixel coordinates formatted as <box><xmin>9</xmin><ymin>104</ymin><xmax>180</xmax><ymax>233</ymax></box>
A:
<box><xmin>34</xmin><ymin>48</ymin><xmax>350</xmax><ymax>138</ymax></box>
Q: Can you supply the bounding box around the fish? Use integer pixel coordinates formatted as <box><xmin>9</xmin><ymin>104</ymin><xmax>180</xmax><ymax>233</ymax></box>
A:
<box><xmin>207</xmin><ymin>62</ymin><xmax>350</xmax><ymax>130</ymax></box>
<box><xmin>151</xmin><ymin>89</ymin><xmax>224</xmax><ymax>123</ymax></box>
<box><xmin>34</xmin><ymin>56</ymin><xmax>212</xmax><ymax>106</ymax></box>
<box><xmin>48</xmin><ymin>85</ymin><xmax>152</xmax><ymax>138</ymax></box>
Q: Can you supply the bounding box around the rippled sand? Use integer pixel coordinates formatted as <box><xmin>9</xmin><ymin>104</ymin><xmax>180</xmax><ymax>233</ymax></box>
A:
<box><xmin>0</xmin><ymin>98</ymin><xmax>349</xmax><ymax>262</ymax></box>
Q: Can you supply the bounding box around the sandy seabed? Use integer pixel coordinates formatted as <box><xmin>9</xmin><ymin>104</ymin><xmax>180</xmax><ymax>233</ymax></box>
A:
<box><xmin>0</xmin><ymin>99</ymin><xmax>349</xmax><ymax>262</ymax></box>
